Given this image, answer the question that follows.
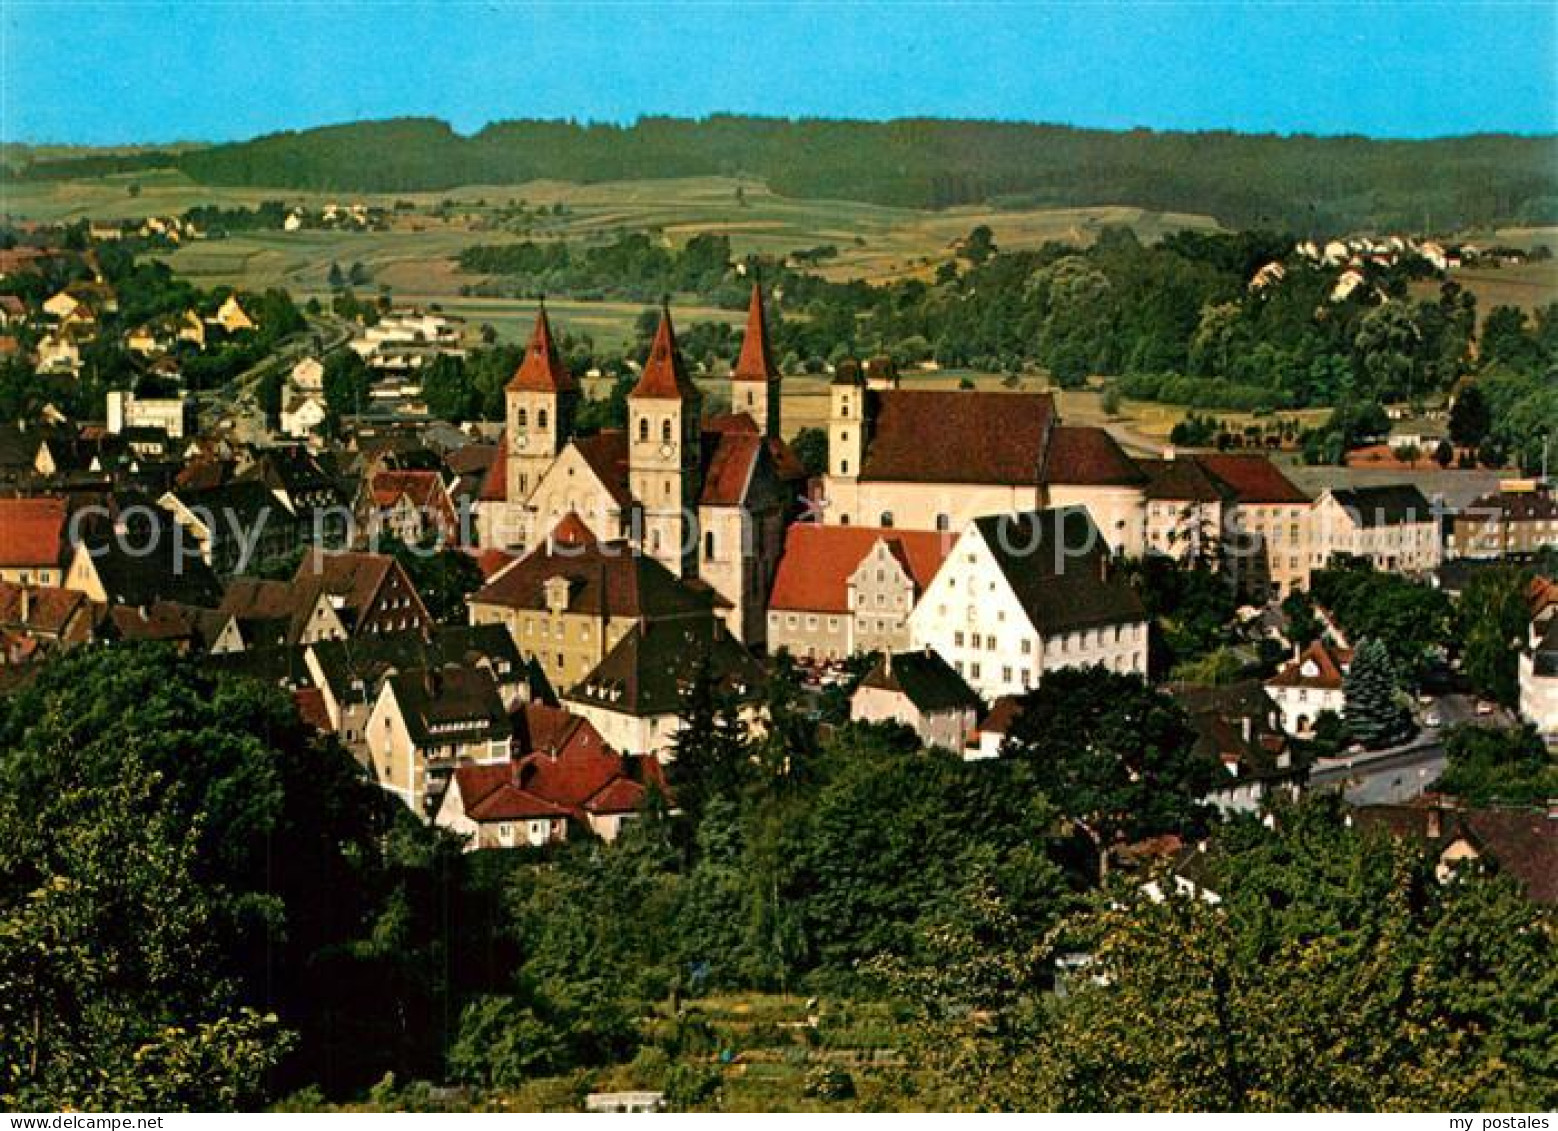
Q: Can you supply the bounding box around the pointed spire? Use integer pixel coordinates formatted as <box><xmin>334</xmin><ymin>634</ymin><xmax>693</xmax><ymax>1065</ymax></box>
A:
<box><xmin>506</xmin><ymin>303</ymin><xmax>579</xmax><ymax>393</ymax></box>
<box><xmin>733</xmin><ymin>281</ymin><xmax>778</xmax><ymax>383</ymax></box>
<box><xmin>629</xmin><ymin>303</ymin><xmax>700</xmax><ymax>401</ymax></box>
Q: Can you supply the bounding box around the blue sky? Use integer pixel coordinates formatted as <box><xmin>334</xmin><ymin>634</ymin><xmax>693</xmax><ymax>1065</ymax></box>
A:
<box><xmin>3</xmin><ymin>2</ymin><xmax>1555</xmax><ymax>143</ymax></box>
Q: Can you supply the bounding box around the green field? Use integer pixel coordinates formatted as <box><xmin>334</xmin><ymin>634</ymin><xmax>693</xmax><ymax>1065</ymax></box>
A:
<box><xmin>3</xmin><ymin>168</ymin><xmax>1219</xmax><ymax>348</ymax></box>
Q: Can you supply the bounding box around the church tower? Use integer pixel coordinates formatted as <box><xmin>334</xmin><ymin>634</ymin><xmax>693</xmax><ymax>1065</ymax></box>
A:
<box><xmin>629</xmin><ymin>304</ymin><xmax>702</xmax><ymax>577</ymax></box>
<box><xmin>505</xmin><ymin>304</ymin><xmax>580</xmax><ymax>508</ymax></box>
<box><xmin>731</xmin><ymin>281</ymin><xmax>781</xmax><ymax>439</ymax></box>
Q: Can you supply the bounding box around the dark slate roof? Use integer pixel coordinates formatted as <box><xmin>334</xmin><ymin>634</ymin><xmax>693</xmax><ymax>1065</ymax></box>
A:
<box><xmin>169</xmin><ymin>480</ymin><xmax>284</xmax><ymax>530</ymax></box>
<box><xmin>565</xmin><ymin>617</ymin><xmax>763</xmax><ymax>718</ymax></box>
<box><xmin>973</xmin><ymin>508</ymin><xmax>1146</xmax><ymax>635</ymax></box>
<box><xmin>1461</xmin><ymin>487</ymin><xmax>1558</xmax><ymax>522</ymax></box>
<box><xmin>389</xmin><ymin>664</ymin><xmax>511</xmax><ymax>747</ymax></box>
<box><xmin>79</xmin><ymin>530</ymin><xmax>224</xmax><ymax>609</ymax></box>
<box><xmin>309</xmin><ymin>623</ymin><xmax>523</xmax><ymax>707</ymax></box>
<box><xmin>857</xmin><ymin>650</ymin><xmax>982</xmax><ymax>714</ymax></box>
<box><xmin>1326</xmin><ymin>484</ymin><xmax>1436</xmax><ymax>528</ymax></box>
<box><xmin>206</xmin><ymin>643</ymin><xmax>316</xmax><ymax>687</ymax></box>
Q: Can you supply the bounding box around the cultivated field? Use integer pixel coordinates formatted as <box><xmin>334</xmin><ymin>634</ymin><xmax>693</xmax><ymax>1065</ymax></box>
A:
<box><xmin>1409</xmin><ymin>256</ymin><xmax>1558</xmax><ymax>323</ymax></box>
<box><xmin>3</xmin><ymin>168</ymin><xmax>1219</xmax><ymax>346</ymax></box>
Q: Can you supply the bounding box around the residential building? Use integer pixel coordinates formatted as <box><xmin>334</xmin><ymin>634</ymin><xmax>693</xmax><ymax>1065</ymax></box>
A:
<box><xmin>293</xmin><ymin>549</ymin><xmax>433</xmax><ymax>638</ymax></box>
<box><xmin>1171</xmin><ymin>681</ymin><xmax>1304</xmax><ymax>814</ymax></box>
<box><xmin>1311</xmin><ymin>484</ymin><xmax>1441</xmax><ymax>575</ymax></box>
<box><xmin>766</xmin><ymin>523</ymin><xmax>951</xmax><ymax>659</ymax></box>
<box><xmin>1197</xmin><ymin>454</ymin><xmax>1313</xmax><ymax>599</ymax></box>
<box><xmin>107</xmin><ymin>389</ymin><xmax>194</xmax><ymax>440</ymax></box>
<box><xmin>850</xmin><ymin>648</ymin><xmax>982</xmax><ymax>751</ymax></box>
<box><xmin>1264</xmin><ymin>639</ymin><xmax>1352</xmax><ymax>737</ymax></box>
<box><xmin>0</xmin><ymin>496</ymin><xmax>71</xmax><ymax>585</ymax></box>
<box><xmin>1451</xmin><ymin>482</ymin><xmax>1558</xmax><ymax>559</ymax></box>
<box><xmin>1352</xmin><ymin>801</ymin><xmax>1558</xmax><ymax>904</ymax></box>
<box><xmin>366</xmin><ymin>663</ymin><xmax>513</xmax><ymax>814</ymax></box>
<box><xmin>467</xmin><ymin>513</ymin><xmax>720</xmax><ymax>693</ymax></box>
<box><xmin>364</xmin><ymin>469</ymin><xmax>459</xmax><ymax>546</ymax></box>
<box><xmin>564</xmin><ymin>616</ymin><xmax>765</xmax><ymax>758</ymax></box>
<box><xmin>280</xmin><ymin>390</ymin><xmax>328</xmax><ymax>438</ymax></box>
<box><xmin>158</xmin><ymin>480</ymin><xmax>296</xmax><ymax>575</ymax></box>
<box><xmin>434</xmin><ymin>703</ymin><xmax>669</xmax><ymax>848</ymax></box>
<box><xmin>1136</xmin><ymin>452</ymin><xmax>1237</xmax><ymax>564</ymax></box>
<box><xmin>908</xmin><ymin>507</ymin><xmax>1149</xmax><ymax>701</ymax></box>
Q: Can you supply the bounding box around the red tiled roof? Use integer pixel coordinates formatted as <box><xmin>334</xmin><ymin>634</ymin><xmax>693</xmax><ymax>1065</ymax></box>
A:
<box><xmin>768</xmin><ymin>524</ymin><xmax>952</xmax><ymax>613</ymax></box>
<box><xmin>1198</xmin><ymin>454</ymin><xmax>1310</xmax><ymax>505</ymax></box>
<box><xmin>0</xmin><ymin>580</ymin><xmax>94</xmax><ymax>637</ymax></box>
<box><xmin>732</xmin><ymin>283</ymin><xmax>778</xmax><ymax>383</ymax></box>
<box><xmin>700</xmin><ymin>431</ymin><xmax>762</xmax><ymax>506</ymax></box>
<box><xmin>371</xmin><ymin>469</ymin><xmax>446</xmax><ymax>509</ymax></box>
<box><xmin>546</xmin><ymin>511</ymin><xmax>596</xmax><ymax>546</ymax></box>
<box><xmin>457</xmin><ymin>763</ymin><xmax>575</xmax><ymax>821</ymax></box>
<box><xmin>630</xmin><ymin>308</ymin><xmax>699</xmax><ymax>401</ymax></box>
<box><xmin>1266</xmin><ymin>640</ymin><xmax>1352</xmax><ymax>690</ymax></box>
<box><xmin>293</xmin><ymin>687</ymin><xmax>334</xmax><ymax>733</ymax></box>
<box><xmin>0</xmin><ymin>497</ymin><xmax>70</xmax><ymax>568</ymax></box>
<box><xmin>1044</xmin><ymin>426</ymin><xmax>1146</xmax><ymax>486</ymax></box>
<box><xmin>861</xmin><ymin>390</ymin><xmax>1055</xmax><ymax>485</ymax></box>
<box><xmin>479</xmin><ymin>439</ymin><xmax>508</xmax><ymax>501</ymax></box>
<box><xmin>476</xmin><ymin>547</ymin><xmax>517</xmax><ymax>578</ymax></box>
<box><xmin>505</xmin><ymin>307</ymin><xmax>579</xmax><ymax>394</ymax></box>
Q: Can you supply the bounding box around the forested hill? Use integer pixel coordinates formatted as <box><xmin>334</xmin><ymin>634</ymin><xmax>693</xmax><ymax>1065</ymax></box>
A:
<box><xmin>19</xmin><ymin>115</ymin><xmax>1558</xmax><ymax>232</ymax></box>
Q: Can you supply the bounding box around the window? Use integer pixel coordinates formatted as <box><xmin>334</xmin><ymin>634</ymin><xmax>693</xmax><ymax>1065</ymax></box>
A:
<box><xmin>638</xmin><ymin>417</ymin><xmax>649</xmax><ymax>442</ymax></box>
<box><xmin>935</xmin><ymin>513</ymin><xmax>950</xmax><ymax>532</ymax></box>
<box><xmin>840</xmin><ymin>460</ymin><xmax>849</xmax><ymax>475</ymax></box>
<box><xmin>970</xmin><ymin>663</ymin><xmax>981</xmax><ymax>679</ymax></box>
<box><xmin>661</xmin><ymin>419</ymin><xmax>673</xmax><ymax>443</ymax></box>
<box><xmin>879</xmin><ymin>511</ymin><xmax>894</xmax><ymax>528</ymax></box>
<box><xmin>841</xmin><ymin>397</ymin><xmax>850</xmax><ymax>418</ymax></box>
<box><xmin>516</xmin><ymin>408</ymin><xmax>528</xmax><ymax>428</ymax></box>
<box><xmin>1020</xmin><ymin>638</ymin><xmax>1032</xmax><ymax>655</ymax></box>
<box><xmin>1002</xmin><ymin>666</ymin><xmax>1012</xmax><ymax>683</ymax></box>
<box><xmin>538</xmin><ymin>409</ymin><xmax>549</xmax><ymax>429</ymax></box>
<box><xmin>705</xmin><ymin>531</ymin><xmax>715</xmax><ymax>559</ymax></box>
<box><xmin>954</xmin><ymin>631</ymin><xmax>965</xmax><ymax>646</ymax></box>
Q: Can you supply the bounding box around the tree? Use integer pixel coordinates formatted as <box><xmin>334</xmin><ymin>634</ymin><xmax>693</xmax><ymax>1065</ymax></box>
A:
<box><xmin>0</xmin><ymin>646</ymin><xmax>389</xmax><ymax>1108</ymax></box>
<box><xmin>960</xmin><ymin>224</ymin><xmax>996</xmax><ymax>265</ymax></box>
<box><xmin>1457</xmin><ymin>565</ymin><xmax>1533</xmax><ymax>706</ymax></box>
<box><xmin>1448</xmin><ymin>383</ymin><xmax>1492</xmax><ymax>447</ymax></box>
<box><xmin>382</xmin><ymin>538</ymin><xmax>485</xmax><ymax>623</ymax></box>
<box><xmin>667</xmin><ymin>657</ymin><xmax>753</xmax><ymax>819</ymax></box>
<box><xmin>1343</xmin><ymin>637</ymin><xmax>1414</xmax><ymax>749</ymax></box>
<box><xmin>1432</xmin><ymin>438</ymin><xmax>1455</xmax><ymax>467</ymax></box>
<box><xmin>789</xmin><ymin>427</ymin><xmax>828</xmax><ymax>480</ymax></box>
<box><xmin>1433</xmin><ymin>724</ymin><xmax>1558</xmax><ymax>805</ymax></box>
<box><xmin>1001</xmin><ymin>667</ymin><xmax>1220</xmax><ymax>880</ymax></box>
<box><xmin>1015</xmin><ymin>800</ymin><xmax>1558</xmax><ymax>1111</ymax></box>
<box><xmin>1280</xmin><ymin>589</ymin><xmax>1322</xmax><ymax>649</ymax></box>
<box><xmin>321</xmin><ymin>350</ymin><xmax>372</xmax><ymax>423</ymax></box>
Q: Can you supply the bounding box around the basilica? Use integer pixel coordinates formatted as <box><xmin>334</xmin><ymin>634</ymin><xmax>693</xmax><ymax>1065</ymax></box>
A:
<box><xmin>477</xmin><ymin>286</ymin><xmax>806</xmax><ymax>646</ymax></box>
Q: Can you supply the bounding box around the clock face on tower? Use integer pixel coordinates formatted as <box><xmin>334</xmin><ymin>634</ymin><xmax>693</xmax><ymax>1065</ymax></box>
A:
<box><xmin>659</xmin><ymin>442</ymin><xmax>675</xmax><ymax>458</ymax></box>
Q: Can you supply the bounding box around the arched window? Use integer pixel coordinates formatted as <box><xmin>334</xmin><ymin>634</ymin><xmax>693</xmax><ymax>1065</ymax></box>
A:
<box><xmin>638</xmin><ymin>417</ymin><xmax>649</xmax><ymax>442</ymax></box>
<box><xmin>841</xmin><ymin>397</ymin><xmax>850</xmax><ymax>418</ymax></box>
<box><xmin>516</xmin><ymin>408</ymin><xmax>528</xmax><ymax>428</ymax></box>
<box><xmin>840</xmin><ymin>459</ymin><xmax>849</xmax><ymax>475</ymax></box>
<box><xmin>538</xmin><ymin>409</ymin><xmax>549</xmax><ymax>429</ymax></box>
<box><xmin>661</xmin><ymin>418</ymin><xmax>673</xmax><ymax>443</ymax></box>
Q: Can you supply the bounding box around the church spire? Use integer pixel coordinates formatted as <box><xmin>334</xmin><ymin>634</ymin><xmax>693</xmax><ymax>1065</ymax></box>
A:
<box><xmin>506</xmin><ymin>303</ymin><xmax>578</xmax><ymax>393</ymax></box>
<box><xmin>733</xmin><ymin>281</ymin><xmax>778</xmax><ymax>383</ymax></box>
<box><xmin>629</xmin><ymin>303</ymin><xmax>700</xmax><ymax>401</ymax></box>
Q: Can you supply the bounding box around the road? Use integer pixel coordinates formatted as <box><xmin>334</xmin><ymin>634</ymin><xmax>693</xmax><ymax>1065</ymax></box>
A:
<box><xmin>198</xmin><ymin>314</ymin><xmax>352</xmax><ymax>443</ymax></box>
<box><xmin>1311</xmin><ymin>738</ymin><xmax>1448</xmax><ymax>806</ymax></box>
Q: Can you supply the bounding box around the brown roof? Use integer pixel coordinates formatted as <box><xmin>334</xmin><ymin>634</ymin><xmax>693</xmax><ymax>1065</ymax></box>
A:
<box><xmin>732</xmin><ymin>283</ymin><xmax>778</xmax><ymax>383</ymax></box>
<box><xmin>768</xmin><ymin>524</ymin><xmax>951</xmax><ymax>613</ymax></box>
<box><xmin>293</xmin><ymin>687</ymin><xmax>334</xmax><ymax>733</ymax></box>
<box><xmin>861</xmin><ymin>390</ymin><xmax>1056</xmax><ymax>485</ymax></box>
<box><xmin>1044</xmin><ymin>426</ymin><xmax>1146</xmax><ymax>487</ymax></box>
<box><xmin>0</xmin><ymin>497</ymin><xmax>70</xmax><ymax>568</ymax></box>
<box><xmin>505</xmin><ymin>306</ymin><xmax>579</xmax><ymax>394</ymax></box>
<box><xmin>370</xmin><ymin>469</ymin><xmax>448</xmax><ymax>510</ymax></box>
<box><xmin>0</xmin><ymin>580</ymin><xmax>97</xmax><ymax>640</ymax></box>
<box><xmin>479</xmin><ymin>439</ymin><xmax>508</xmax><ymax>501</ymax></box>
<box><xmin>629</xmin><ymin>307</ymin><xmax>700</xmax><ymax>401</ymax></box>
<box><xmin>1354</xmin><ymin>802</ymin><xmax>1558</xmax><ymax>905</ymax></box>
<box><xmin>573</xmin><ymin>430</ymin><xmax>633</xmax><ymax>506</ymax></box>
<box><xmin>1266</xmin><ymin>640</ymin><xmax>1353</xmax><ymax>691</ymax></box>
<box><xmin>700</xmin><ymin>430</ymin><xmax>764</xmax><ymax>507</ymax></box>
<box><xmin>1198</xmin><ymin>454</ymin><xmax>1310</xmax><ymax>505</ymax></box>
<box><xmin>1136</xmin><ymin>455</ymin><xmax>1239</xmax><ymax>502</ymax></box>
<box><xmin>470</xmin><ymin>537</ymin><xmax>713</xmax><ymax>621</ymax></box>
<box><xmin>294</xmin><ymin>550</ymin><xmax>429</xmax><ymax>628</ymax></box>
<box><xmin>973</xmin><ymin>508</ymin><xmax>1146</xmax><ymax>635</ymax></box>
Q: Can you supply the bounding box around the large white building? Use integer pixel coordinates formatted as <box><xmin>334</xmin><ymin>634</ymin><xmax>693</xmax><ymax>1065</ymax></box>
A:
<box><xmin>1311</xmin><ymin>485</ymin><xmax>1441</xmax><ymax>575</ymax></box>
<box><xmin>821</xmin><ymin>367</ymin><xmax>1148</xmax><ymax>555</ymax></box>
<box><xmin>908</xmin><ymin>507</ymin><xmax>1149</xmax><ymax>701</ymax></box>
